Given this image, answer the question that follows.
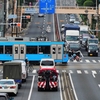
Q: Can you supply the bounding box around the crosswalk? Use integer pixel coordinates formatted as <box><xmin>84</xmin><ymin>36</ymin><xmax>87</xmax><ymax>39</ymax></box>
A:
<box><xmin>68</xmin><ymin>59</ymin><xmax>100</xmax><ymax>63</ymax></box>
<box><xmin>27</xmin><ymin>69</ymin><xmax>100</xmax><ymax>75</ymax></box>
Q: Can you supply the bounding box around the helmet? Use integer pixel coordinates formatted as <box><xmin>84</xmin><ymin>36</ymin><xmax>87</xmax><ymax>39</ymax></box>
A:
<box><xmin>73</xmin><ymin>54</ymin><xmax>76</xmax><ymax>57</ymax></box>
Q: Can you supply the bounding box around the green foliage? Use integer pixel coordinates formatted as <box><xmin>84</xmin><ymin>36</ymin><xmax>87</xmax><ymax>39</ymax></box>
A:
<box><xmin>76</xmin><ymin>0</ymin><xmax>86</xmax><ymax>6</ymax></box>
<box><xmin>83</xmin><ymin>0</ymin><xmax>94</xmax><ymax>6</ymax></box>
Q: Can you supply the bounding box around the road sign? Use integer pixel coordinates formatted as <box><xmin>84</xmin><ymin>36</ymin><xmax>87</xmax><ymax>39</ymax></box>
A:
<box><xmin>8</xmin><ymin>14</ymin><xmax>17</xmax><ymax>19</ymax></box>
<box><xmin>39</xmin><ymin>0</ymin><xmax>55</xmax><ymax>14</ymax></box>
<box><xmin>24</xmin><ymin>8</ymin><xmax>37</xmax><ymax>14</ymax></box>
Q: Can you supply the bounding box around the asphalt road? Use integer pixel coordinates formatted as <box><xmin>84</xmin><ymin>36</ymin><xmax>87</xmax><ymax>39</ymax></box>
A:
<box><xmin>3</xmin><ymin>0</ymin><xmax>100</xmax><ymax>100</ymax></box>
<box><xmin>23</xmin><ymin>14</ymin><xmax>55</xmax><ymax>41</ymax></box>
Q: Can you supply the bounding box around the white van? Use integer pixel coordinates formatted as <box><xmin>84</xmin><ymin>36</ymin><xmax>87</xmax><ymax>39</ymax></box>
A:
<box><xmin>11</xmin><ymin>60</ymin><xmax>28</xmax><ymax>82</ymax></box>
<box><xmin>40</xmin><ymin>58</ymin><xmax>55</xmax><ymax>69</ymax></box>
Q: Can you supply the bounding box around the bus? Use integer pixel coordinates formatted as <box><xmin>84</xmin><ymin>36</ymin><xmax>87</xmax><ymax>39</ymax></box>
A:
<box><xmin>0</xmin><ymin>37</ymin><xmax>68</xmax><ymax>65</ymax></box>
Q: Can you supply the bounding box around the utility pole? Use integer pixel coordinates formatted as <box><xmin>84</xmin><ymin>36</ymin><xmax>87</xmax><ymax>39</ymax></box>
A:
<box><xmin>3</xmin><ymin>0</ymin><xmax>6</xmax><ymax>37</ymax></box>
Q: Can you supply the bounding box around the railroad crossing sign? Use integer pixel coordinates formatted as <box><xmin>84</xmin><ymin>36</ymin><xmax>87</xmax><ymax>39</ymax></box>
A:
<box><xmin>39</xmin><ymin>0</ymin><xmax>55</xmax><ymax>14</ymax></box>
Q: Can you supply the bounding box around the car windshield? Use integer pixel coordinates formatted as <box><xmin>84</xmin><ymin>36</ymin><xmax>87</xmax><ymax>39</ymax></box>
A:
<box><xmin>0</xmin><ymin>97</ymin><xmax>6</xmax><ymax>100</ymax></box>
<box><xmin>70</xmin><ymin>44</ymin><xmax>80</xmax><ymax>48</ymax></box>
<box><xmin>89</xmin><ymin>40</ymin><xmax>98</xmax><ymax>44</ymax></box>
<box><xmin>66</xmin><ymin>36</ymin><xmax>79</xmax><ymax>41</ymax></box>
<box><xmin>41</xmin><ymin>61</ymin><xmax>54</xmax><ymax>66</ymax></box>
<box><xmin>89</xmin><ymin>45</ymin><xmax>98</xmax><ymax>50</ymax></box>
<box><xmin>0</xmin><ymin>81</ymin><xmax>14</xmax><ymax>84</ymax></box>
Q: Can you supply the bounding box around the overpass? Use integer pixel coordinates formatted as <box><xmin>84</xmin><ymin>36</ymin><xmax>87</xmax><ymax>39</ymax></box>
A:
<box><xmin>21</xmin><ymin>6</ymin><xmax>100</xmax><ymax>14</ymax></box>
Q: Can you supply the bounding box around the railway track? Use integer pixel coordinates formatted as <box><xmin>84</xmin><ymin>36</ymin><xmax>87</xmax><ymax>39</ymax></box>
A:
<box><xmin>60</xmin><ymin>71</ymin><xmax>76</xmax><ymax>100</ymax></box>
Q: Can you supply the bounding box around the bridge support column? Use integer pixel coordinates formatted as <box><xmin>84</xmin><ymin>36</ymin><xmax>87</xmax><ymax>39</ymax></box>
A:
<box><xmin>88</xmin><ymin>14</ymin><xmax>92</xmax><ymax>26</ymax></box>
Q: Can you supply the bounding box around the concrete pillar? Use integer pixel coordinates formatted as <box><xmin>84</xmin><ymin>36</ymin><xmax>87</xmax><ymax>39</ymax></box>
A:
<box><xmin>88</xmin><ymin>14</ymin><xmax>92</xmax><ymax>26</ymax></box>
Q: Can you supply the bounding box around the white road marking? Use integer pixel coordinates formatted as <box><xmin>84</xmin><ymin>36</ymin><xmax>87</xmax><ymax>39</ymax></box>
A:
<box><xmin>69</xmin><ymin>70</ymin><xmax>73</xmax><ymax>74</ymax></box>
<box><xmin>73</xmin><ymin>60</ymin><xmax>77</xmax><ymax>62</ymax></box>
<box><xmin>85</xmin><ymin>59</ymin><xmax>90</xmax><ymax>63</ymax></box>
<box><xmin>98</xmin><ymin>60</ymin><xmax>100</xmax><ymax>62</ymax></box>
<box><xmin>84</xmin><ymin>70</ymin><xmax>88</xmax><ymax>74</ymax></box>
<box><xmin>58</xmin><ymin>75</ymin><xmax>63</xmax><ymax>100</ymax></box>
<box><xmin>77</xmin><ymin>70</ymin><xmax>82</xmax><ymax>74</ymax></box>
<box><xmin>69</xmin><ymin>73</ymin><xmax>78</xmax><ymax>100</ymax></box>
<box><xmin>92</xmin><ymin>70</ymin><xmax>97</xmax><ymax>78</ymax></box>
<box><xmin>79</xmin><ymin>50</ymin><xmax>84</xmax><ymax>57</ymax></box>
<box><xmin>98</xmin><ymin>84</ymin><xmax>100</xmax><ymax>88</ymax></box>
<box><xmin>92</xmin><ymin>60</ymin><xmax>96</xmax><ymax>63</ymax></box>
<box><xmin>62</xmin><ymin>70</ymin><xmax>66</xmax><ymax>72</ymax></box>
<box><xmin>32</xmin><ymin>70</ymin><xmax>36</xmax><ymax>73</ymax></box>
<box><xmin>28</xmin><ymin>75</ymin><xmax>35</xmax><ymax>100</ymax></box>
<box><xmin>80</xmin><ymin>60</ymin><xmax>83</xmax><ymax>62</ymax></box>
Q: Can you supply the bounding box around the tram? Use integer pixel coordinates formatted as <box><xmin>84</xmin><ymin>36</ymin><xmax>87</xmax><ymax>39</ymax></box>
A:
<box><xmin>0</xmin><ymin>37</ymin><xmax>68</xmax><ymax>65</ymax></box>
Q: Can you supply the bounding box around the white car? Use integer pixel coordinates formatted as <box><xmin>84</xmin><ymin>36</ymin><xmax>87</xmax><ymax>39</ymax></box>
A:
<box><xmin>38</xmin><ymin>14</ymin><xmax>44</xmax><ymax>17</ymax></box>
<box><xmin>0</xmin><ymin>79</ymin><xmax>18</xmax><ymax>96</ymax></box>
<box><xmin>40</xmin><ymin>58</ymin><xmax>55</xmax><ymax>69</ymax></box>
<box><xmin>69</xmin><ymin>17</ymin><xmax>76</xmax><ymax>23</ymax></box>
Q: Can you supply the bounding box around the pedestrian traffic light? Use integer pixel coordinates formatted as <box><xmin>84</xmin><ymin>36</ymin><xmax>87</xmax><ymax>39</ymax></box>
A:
<box><xmin>10</xmin><ymin>23</ymin><xmax>21</xmax><ymax>27</ymax></box>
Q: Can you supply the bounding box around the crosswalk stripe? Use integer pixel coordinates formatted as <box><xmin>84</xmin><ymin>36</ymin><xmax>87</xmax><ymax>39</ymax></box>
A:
<box><xmin>62</xmin><ymin>70</ymin><xmax>66</xmax><ymax>72</ymax></box>
<box><xmin>98</xmin><ymin>60</ymin><xmax>100</xmax><ymax>63</ymax></box>
<box><xmin>85</xmin><ymin>59</ymin><xmax>90</xmax><ymax>63</ymax></box>
<box><xmin>77</xmin><ymin>70</ymin><xmax>82</xmax><ymax>74</ymax></box>
<box><xmin>92</xmin><ymin>60</ymin><xmax>96</xmax><ymax>63</ymax></box>
<box><xmin>69</xmin><ymin>70</ymin><xmax>73</xmax><ymax>73</ymax></box>
<box><xmin>73</xmin><ymin>60</ymin><xmax>77</xmax><ymax>62</ymax></box>
<box><xmin>84</xmin><ymin>70</ymin><xmax>89</xmax><ymax>74</ymax></box>
<box><xmin>32</xmin><ymin>70</ymin><xmax>37</xmax><ymax>73</ymax></box>
<box><xmin>92</xmin><ymin>70</ymin><xmax>97</xmax><ymax>74</ymax></box>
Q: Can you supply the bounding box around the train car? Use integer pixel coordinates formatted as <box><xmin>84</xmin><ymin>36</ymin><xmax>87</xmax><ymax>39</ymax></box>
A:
<box><xmin>37</xmin><ymin>67</ymin><xmax>58</xmax><ymax>91</ymax></box>
<box><xmin>0</xmin><ymin>37</ymin><xmax>68</xmax><ymax>65</ymax></box>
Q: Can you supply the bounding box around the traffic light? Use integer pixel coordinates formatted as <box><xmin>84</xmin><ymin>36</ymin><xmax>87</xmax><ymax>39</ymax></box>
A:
<box><xmin>10</xmin><ymin>23</ymin><xmax>21</xmax><ymax>27</ymax></box>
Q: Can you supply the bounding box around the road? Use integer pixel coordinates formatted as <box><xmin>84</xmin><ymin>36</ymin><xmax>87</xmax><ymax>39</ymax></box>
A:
<box><xmin>3</xmin><ymin>0</ymin><xmax>100</xmax><ymax>100</ymax></box>
<box><xmin>23</xmin><ymin>14</ymin><xmax>55</xmax><ymax>41</ymax></box>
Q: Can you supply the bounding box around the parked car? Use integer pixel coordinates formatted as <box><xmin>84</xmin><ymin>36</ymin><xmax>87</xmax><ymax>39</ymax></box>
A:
<box><xmin>87</xmin><ymin>43</ymin><xmax>99</xmax><ymax>56</ymax></box>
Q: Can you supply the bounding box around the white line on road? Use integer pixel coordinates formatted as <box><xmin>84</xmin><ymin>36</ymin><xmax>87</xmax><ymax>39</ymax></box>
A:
<box><xmin>85</xmin><ymin>59</ymin><xmax>90</xmax><ymax>63</ymax></box>
<box><xmin>69</xmin><ymin>70</ymin><xmax>73</xmax><ymax>74</ymax></box>
<box><xmin>98</xmin><ymin>60</ymin><xmax>100</xmax><ymax>62</ymax></box>
<box><xmin>98</xmin><ymin>84</ymin><xmax>100</xmax><ymax>88</ymax></box>
<box><xmin>28</xmin><ymin>75</ymin><xmax>35</xmax><ymax>100</ymax></box>
<box><xmin>69</xmin><ymin>73</ymin><xmax>78</xmax><ymax>100</ymax></box>
<box><xmin>77</xmin><ymin>70</ymin><xmax>82</xmax><ymax>74</ymax></box>
<box><xmin>58</xmin><ymin>75</ymin><xmax>63</xmax><ymax>100</ymax></box>
<box><xmin>92</xmin><ymin>70</ymin><xmax>97</xmax><ymax>78</ymax></box>
<box><xmin>32</xmin><ymin>70</ymin><xmax>36</xmax><ymax>73</ymax></box>
<box><xmin>84</xmin><ymin>70</ymin><xmax>88</xmax><ymax>74</ymax></box>
<box><xmin>92</xmin><ymin>60</ymin><xmax>96</xmax><ymax>63</ymax></box>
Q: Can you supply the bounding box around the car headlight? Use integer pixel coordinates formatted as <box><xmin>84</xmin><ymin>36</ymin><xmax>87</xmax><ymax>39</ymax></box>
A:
<box><xmin>96</xmin><ymin>50</ymin><xmax>98</xmax><ymax>52</ymax></box>
<box><xmin>88</xmin><ymin>50</ymin><xmax>90</xmax><ymax>52</ymax></box>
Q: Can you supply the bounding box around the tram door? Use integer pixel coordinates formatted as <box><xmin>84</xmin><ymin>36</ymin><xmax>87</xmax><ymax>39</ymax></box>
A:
<box><xmin>51</xmin><ymin>45</ymin><xmax>62</xmax><ymax>59</ymax></box>
<box><xmin>13</xmin><ymin>44</ymin><xmax>26</xmax><ymax>60</ymax></box>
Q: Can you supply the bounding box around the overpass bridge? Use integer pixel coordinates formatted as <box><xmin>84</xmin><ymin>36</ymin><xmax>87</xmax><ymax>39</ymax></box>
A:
<box><xmin>15</xmin><ymin>6</ymin><xmax>100</xmax><ymax>33</ymax></box>
<box><xmin>21</xmin><ymin>6</ymin><xmax>100</xmax><ymax>14</ymax></box>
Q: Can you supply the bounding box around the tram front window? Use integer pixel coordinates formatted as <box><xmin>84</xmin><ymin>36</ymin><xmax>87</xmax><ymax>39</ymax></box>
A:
<box><xmin>26</xmin><ymin>46</ymin><xmax>37</xmax><ymax>54</ymax></box>
<box><xmin>39</xmin><ymin>46</ymin><xmax>50</xmax><ymax>54</ymax></box>
<box><xmin>5</xmin><ymin>46</ymin><xmax>12</xmax><ymax>54</ymax></box>
<box><xmin>0</xmin><ymin>46</ymin><xmax>3</xmax><ymax>54</ymax></box>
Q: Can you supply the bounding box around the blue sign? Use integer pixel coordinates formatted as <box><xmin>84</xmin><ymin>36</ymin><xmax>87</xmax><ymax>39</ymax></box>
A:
<box><xmin>8</xmin><ymin>14</ymin><xmax>17</xmax><ymax>19</ymax></box>
<box><xmin>39</xmin><ymin>0</ymin><xmax>55</xmax><ymax>14</ymax></box>
<box><xmin>24</xmin><ymin>8</ymin><xmax>37</xmax><ymax>14</ymax></box>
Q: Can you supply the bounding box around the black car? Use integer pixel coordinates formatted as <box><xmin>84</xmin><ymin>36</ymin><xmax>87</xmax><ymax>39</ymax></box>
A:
<box><xmin>67</xmin><ymin>43</ymin><xmax>81</xmax><ymax>56</ymax></box>
<box><xmin>87</xmin><ymin>43</ymin><xmax>99</xmax><ymax>56</ymax></box>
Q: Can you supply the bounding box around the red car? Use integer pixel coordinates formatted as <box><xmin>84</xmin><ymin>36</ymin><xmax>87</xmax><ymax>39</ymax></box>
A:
<box><xmin>37</xmin><ymin>67</ymin><xmax>58</xmax><ymax>91</ymax></box>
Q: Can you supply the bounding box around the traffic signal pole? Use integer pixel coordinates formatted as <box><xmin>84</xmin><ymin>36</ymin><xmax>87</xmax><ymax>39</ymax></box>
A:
<box><xmin>3</xmin><ymin>0</ymin><xmax>6</xmax><ymax>37</ymax></box>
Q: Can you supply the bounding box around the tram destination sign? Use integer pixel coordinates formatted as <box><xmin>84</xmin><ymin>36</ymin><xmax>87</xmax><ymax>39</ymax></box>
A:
<box><xmin>39</xmin><ymin>0</ymin><xmax>55</xmax><ymax>14</ymax></box>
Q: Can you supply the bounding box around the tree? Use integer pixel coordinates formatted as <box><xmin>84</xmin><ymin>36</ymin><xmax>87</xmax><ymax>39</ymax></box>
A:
<box><xmin>83</xmin><ymin>0</ymin><xmax>94</xmax><ymax>6</ymax></box>
<box><xmin>76</xmin><ymin>0</ymin><xmax>86</xmax><ymax>6</ymax></box>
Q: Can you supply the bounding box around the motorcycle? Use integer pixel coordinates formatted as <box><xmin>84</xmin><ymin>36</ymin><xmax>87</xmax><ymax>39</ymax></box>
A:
<box><xmin>70</xmin><ymin>54</ymin><xmax>81</xmax><ymax>61</ymax></box>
